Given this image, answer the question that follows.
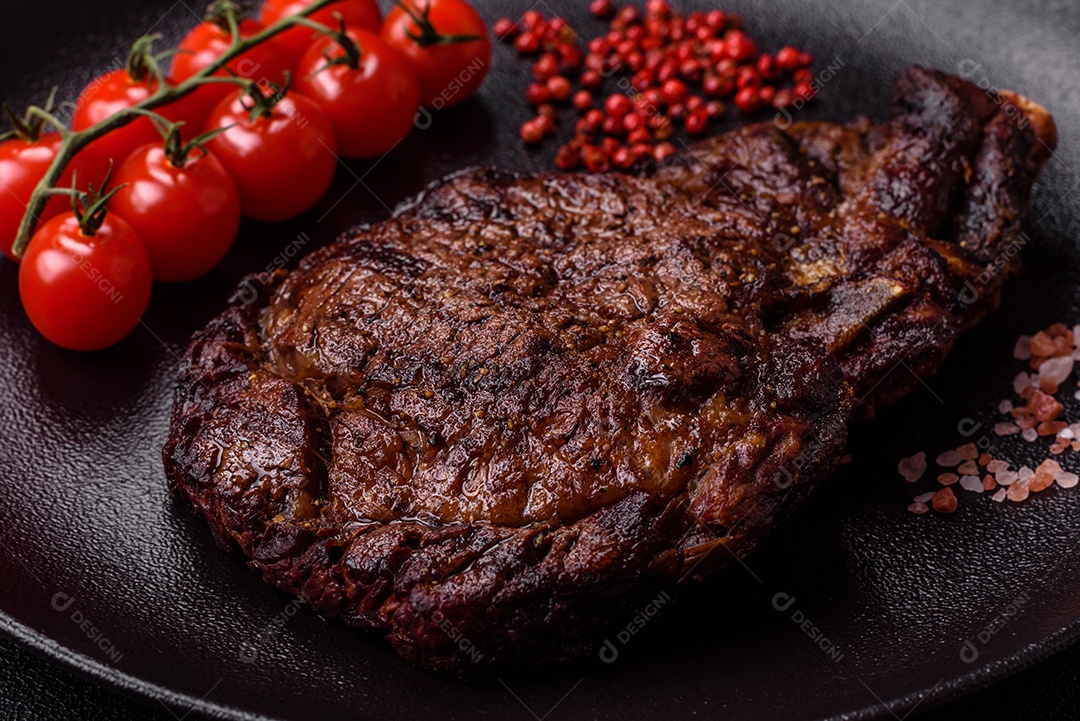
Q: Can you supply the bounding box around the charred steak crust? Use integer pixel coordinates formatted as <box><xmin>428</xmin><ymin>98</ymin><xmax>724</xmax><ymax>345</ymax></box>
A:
<box><xmin>164</xmin><ymin>68</ymin><xmax>1054</xmax><ymax>673</ymax></box>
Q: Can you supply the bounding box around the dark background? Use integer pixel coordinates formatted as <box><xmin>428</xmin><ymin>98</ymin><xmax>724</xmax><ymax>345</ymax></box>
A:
<box><xmin>2</xmin><ymin>0</ymin><xmax>1080</xmax><ymax>719</ymax></box>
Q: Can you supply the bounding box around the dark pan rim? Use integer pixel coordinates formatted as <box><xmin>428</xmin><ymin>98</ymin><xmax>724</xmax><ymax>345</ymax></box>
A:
<box><xmin>2</xmin><ymin>602</ymin><xmax>1078</xmax><ymax>721</ymax></box>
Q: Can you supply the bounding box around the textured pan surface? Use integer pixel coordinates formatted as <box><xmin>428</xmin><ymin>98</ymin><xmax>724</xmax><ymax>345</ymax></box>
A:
<box><xmin>1</xmin><ymin>0</ymin><xmax>1079</xmax><ymax>719</ymax></box>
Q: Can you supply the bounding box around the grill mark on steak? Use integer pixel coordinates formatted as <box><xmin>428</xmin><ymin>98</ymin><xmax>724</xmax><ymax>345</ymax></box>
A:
<box><xmin>164</xmin><ymin>68</ymin><xmax>1056</xmax><ymax>673</ymax></box>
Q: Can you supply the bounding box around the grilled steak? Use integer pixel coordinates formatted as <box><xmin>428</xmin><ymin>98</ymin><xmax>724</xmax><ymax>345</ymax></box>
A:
<box><xmin>164</xmin><ymin>68</ymin><xmax>1055</xmax><ymax>673</ymax></box>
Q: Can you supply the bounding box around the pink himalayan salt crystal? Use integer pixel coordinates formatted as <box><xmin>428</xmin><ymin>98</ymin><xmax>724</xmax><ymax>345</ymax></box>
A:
<box><xmin>1038</xmin><ymin>356</ymin><xmax>1074</xmax><ymax>387</ymax></box>
<box><xmin>957</xmin><ymin>443</ymin><xmax>978</xmax><ymax>460</ymax></box>
<box><xmin>932</xmin><ymin>487</ymin><xmax>958</xmax><ymax>513</ymax></box>
<box><xmin>1022</xmin><ymin>428</ymin><xmax>1038</xmax><ymax>442</ymax></box>
<box><xmin>986</xmin><ymin>459</ymin><xmax>1010</xmax><ymax>474</ymax></box>
<box><xmin>999</xmin><ymin>399</ymin><xmax>1014</xmax><ymax>414</ymax></box>
<box><xmin>1018</xmin><ymin>466</ymin><xmax>1035</xmax><ymax>481</ymax></box>
<box><xmin>991</xmin><ymin>488</ymin><xmax>1008</xmax><ymax>502</ymax></box>
<box><xmin>1037</xmin><ymin>458</ymin><xmax>1063</xmax><ymax>477</ymax></box>
<box><xmin>1014</xmin><ymin>372</ymin><xmax>1032</xmax><ymax>394</ymax></box>
<box><xmin>898</xmin><ymin>452</ymin><xmax>927</xmax><ymax>483</ymax></box>
<box><xmin>957</xmin><ymin>460</ymin><xmax>979</xmax><ymax>475</ymax></box>
<box><xmin>1014</xmin><ymin>335</ymin><xmax>1033</xmax><ymax>360</ymax></box>
<box><xmin>936</xmin><ymin>450</ymin><xmax>962</xmax><ymax>467</ymax></box>
<box><xmin>908</xmin><ymin>502</ymin><xmax>929</xmax><ymax>514</ymax></box>
<box><xmin>1057</xmin><ymin>473</ymin><xmax>1079</xmax><ymax>489</ymax></box>
<box><xmin>938</xmin><ymin>473</ymin><xmax>959</xmax><ymax>486</ymax></box>
<box><xmin>995</xmin><ymin>423</ymin><xmax>1021</xmax><ymax>436</ymax></box>
<box><xmin>914</xmin><ymin>492</ymin><xmax>935</xmax><ymax>504</ymax></box>
<box><xmin>1007</xmin><ymin>480</ymin><xmax>1031</xmax><ymax>502</ymax></box>
<box><xmin>959</xmin><ymin>476</ymin><xmax>984</xmax><ymax>493</ymax></box>
<box><xmin>995</xmin><ymin>469</ymin><xmax>1019</xmax><ymax>486</ymax></box>
<box><xmin>1029</xmin><ymin>471</ymin><xmax>1056</xmax><ymax>493</ymax></box>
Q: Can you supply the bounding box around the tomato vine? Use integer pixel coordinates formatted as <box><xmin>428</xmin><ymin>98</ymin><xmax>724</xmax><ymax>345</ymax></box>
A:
<box><xmin>9</xmin><ymin>0</ymin><xmax>344</xmax><ymax>258</ymax></box>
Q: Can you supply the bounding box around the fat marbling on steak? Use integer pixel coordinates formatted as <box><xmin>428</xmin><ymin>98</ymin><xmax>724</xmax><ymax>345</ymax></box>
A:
<box><xmin>164</xmin><ymin>67</ymin><xmax>1055</xmax><ymax>672</ymax></box>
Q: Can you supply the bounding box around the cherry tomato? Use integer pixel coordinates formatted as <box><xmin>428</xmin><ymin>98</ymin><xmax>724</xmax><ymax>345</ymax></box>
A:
<box><xmin>294</xmin><ymin>29</ymin><xmax>420</xmax><ymax>158</ymax></box>
<box><xmin>111</xmin><ymin>144</ymin><xmax>241</xmax><ymax>282</ymax></box>
<box><xmin>71</xmin><ymin>69</ymin><xmax>201</xmax><ymax>168</ymax></box>
<box><xmin>0</xmin><ymin>134</ymin><xmax>108</xmax><ymax>262</ymax></box>
<box><xmin>204</xmin><ymin>90</ymin><xmax>338</xmax><ymax>221</ymax></box>
<box><xmin>19</xmin><ymin>212</ymin><xmax>152</xmax><ymax>351</ymax></box>
<box><xmin>260</xmin><ymin>0</ymin><xmax>382</xmax><ymax>71</ymax></box>
<box><xmin>171</xmin><ymin>19</ymin><xmax>291</xmax><ymax>128</ymax></box>
<box><xmin>381</xmin><ymin>0</ymin><xmax>491</xmax><ymax>108</ymax></box>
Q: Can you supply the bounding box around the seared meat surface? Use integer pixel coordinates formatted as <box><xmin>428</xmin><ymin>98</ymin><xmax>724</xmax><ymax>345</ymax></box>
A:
<box><xmin>164</xmin><ymin>68</ymin><xmax>1054</xmax><ymax>673</ymax></box>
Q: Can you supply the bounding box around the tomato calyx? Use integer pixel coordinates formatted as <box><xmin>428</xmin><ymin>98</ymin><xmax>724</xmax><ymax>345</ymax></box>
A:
<box><xmin>205</xmin><ymin>0</ymin><xmax>247</xmax><ymax>34</ymax></box>
<box><xmin>237</xmin><ymin>76</ymin><xmax>295</xmax><ymax>121</ymax></box>
<box><xmin>166</xmin><ymin>124</ymin><xmax>234</xmax><ymax>167</ymax></box>
<box><xmin>129</xmin><ymin>107</ymin><xmax>235</xmax><ymax>167</ymax></box>
<box><xmin>65</xmin><ymin>167</ymin><xmax>128</xmax><ymax>237</ymax></box>
<box><xmin>125</xmin><ymin>34</ymin><xmax>168</xmax><ymax>85</ymax></box>
<box><xmin>303</xmin><ymin>14</ymin><xmax>365</xmax><ymax>73</ymax></box>
<box><xmin>0</xmin><ymin>89</ymin><xmax>62</xmax><ymax>144</ymax></box>
<box><xmin>390</xmin><ymin>0</ymin><xmax>484</xmax><ymax>48</ymax></box>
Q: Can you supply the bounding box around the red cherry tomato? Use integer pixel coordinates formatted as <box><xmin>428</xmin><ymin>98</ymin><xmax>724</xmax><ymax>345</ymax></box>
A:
<box><xmin>111</xmin><ymin>144</ymin><xmax>241</xmax><ymax>282</ymax></box>
<box><xmin>0</xmin><ymin>134</ymin><xmax>108</xmax><ymax>262</ymax></box>
<box><xmin>71</xmin><ymin>69</ymin><xmax>201</xmax><ymax>168</ymax></box>
<box><xmin>260</xmin><ymin>0</ymin><xmax>382</xmax><ymax>71</ymax></box>
<box><xmin>294</xmin><ymin>29</ymin><xmax>420</xmax><ymax>158</ymax></box>
<box><xmin>203</xmin><ymin>90</ymin><xmax>339</xmax><ymax>221</ymax></box>
<box><xmin>381</xmin><ymin>0</ymin><xmax>491</xmax><ymax>108</ymax></box>
<box><xmin>171</xmin><ymin>19</ymin><xmax>291</xmax><ymax>128</ymax></box>
<box><xmin>18</xmin><ymin>212</ymin><xmax>152</xmax><ymax>351</ymax></box>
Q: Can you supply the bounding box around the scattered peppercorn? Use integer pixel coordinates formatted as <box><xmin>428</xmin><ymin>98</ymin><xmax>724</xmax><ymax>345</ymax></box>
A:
<box><xmin>498</xmin><ymin>1</ymin><xmax>816</xmax><ymax>171</ymax></box>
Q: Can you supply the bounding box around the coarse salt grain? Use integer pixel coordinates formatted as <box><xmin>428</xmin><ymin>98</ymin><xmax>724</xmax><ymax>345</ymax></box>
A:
<box><xmin>1059</xmin><ymin>427</ymin><xmax>1076</xmax><ymax>440</ymax></box>
<box><xmin>1014</xmin><ymin>372</ymin><xmax>1031</xmax><ymax>394</ymax></box>
<box><xmin>936</xmin><ymin>450</ymin><xmax>962</xmax><ymax>467</ymax></box>
<box><xmin>1022</xmin><ymin>427</ymin><xmax>1038</xmax><ymax>442</ymax></box>
<box><xmin>1014</xmin><ymin>335</ymin><xmax>1032</xmax><ymax>360</ymax></box>
<box><xmin>938</xmin><ymin>473</ymin><xmax>959</xmax><ymax>486</ymax></box>
<box><xmin>959</xmin><ymin>475</ymin><xmax>984</xmax><ymax>493</ymax></box>
<box><xmin>979</xmin><ymin>453</ymin><xmax>993</xmax><ymax>466</ymax></box>
<box><xmin>995</xmin><ymin>422</ymin><xmax>1021</xmax><ymax>436</ymax></box>
<box><xmin>908</xmin><ymin>502</ymin><xmax>929</xmax><ymax>514</ymax></box>
<box><xmin>1007</xmin><ymin>480</ymin><xmax>1031</xmax><ymax>502</ymax></box>
<box><xmin>991</xmin><ymin>488</ymin><xmax>1008</xmax><ymax>502</ymax></box>
<box><xmin>898</xmin><ymin>452</ymin><xmax>927</xmax><ymax>483</ymax></box>
<box><xmin>1018</xmin><ymin>466</ymin><xmax>1035</xmax><ymax>481</ymax></box>
<box><xmin>1057</xmin><ymin>473</ymin><xmax>1079</xmax><ymax>489</ymax></box>
<box><xmin>932</xmin><ymin>487</ymin><xmax>958</xmax><ymax>513</ymax></box>
<box><xmin>986</xmin><ymin>459</ymin><xmax>1010</xmax><ymax>473</ymax></box>
<box><xmin>958</xmin><ymin>460</ymin><xmax>979</xmax><ymax>475</ymax></box>
<box><xmin>996</xmin><ymin>469</ymin><xmax>1019</xmax><ymax>486</ymax></box>
<box><xmin>957</xmin><ymin>442</ymin><xmax>979</xmax><ymax>460</ymax></box>
<box><xmin>914</xmin><ymin>492</ymin><xmax>935</xmax><ymax>504</ymax></box>
<box><xmin>983</xmin><ymin>475</ymin><xmax>997</xmax><ymax>491</ymax></box>
<box><xmin>1037</xmin><ymin>458</ymin><xmax>1063</xmax><ymax>476</ymax></box>
<box><xmin>999</xmin><ymin>399</ymin><xmax>1014</xmax><ymax>414</ymax></box>
<box><xmin>1039</xmin><ymin>356</ymin><xmax>1074</xmax><ymax>386</ymax></box>
<box><xmin>1039</xmin><ymin>420</ymin><xmax>1069</xmax><ymax>436</ymax></box>
<box><xmin>1030</xmin><ymin>472</ymin><xmax>1056</xmax><ymax>492</ymax></box>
